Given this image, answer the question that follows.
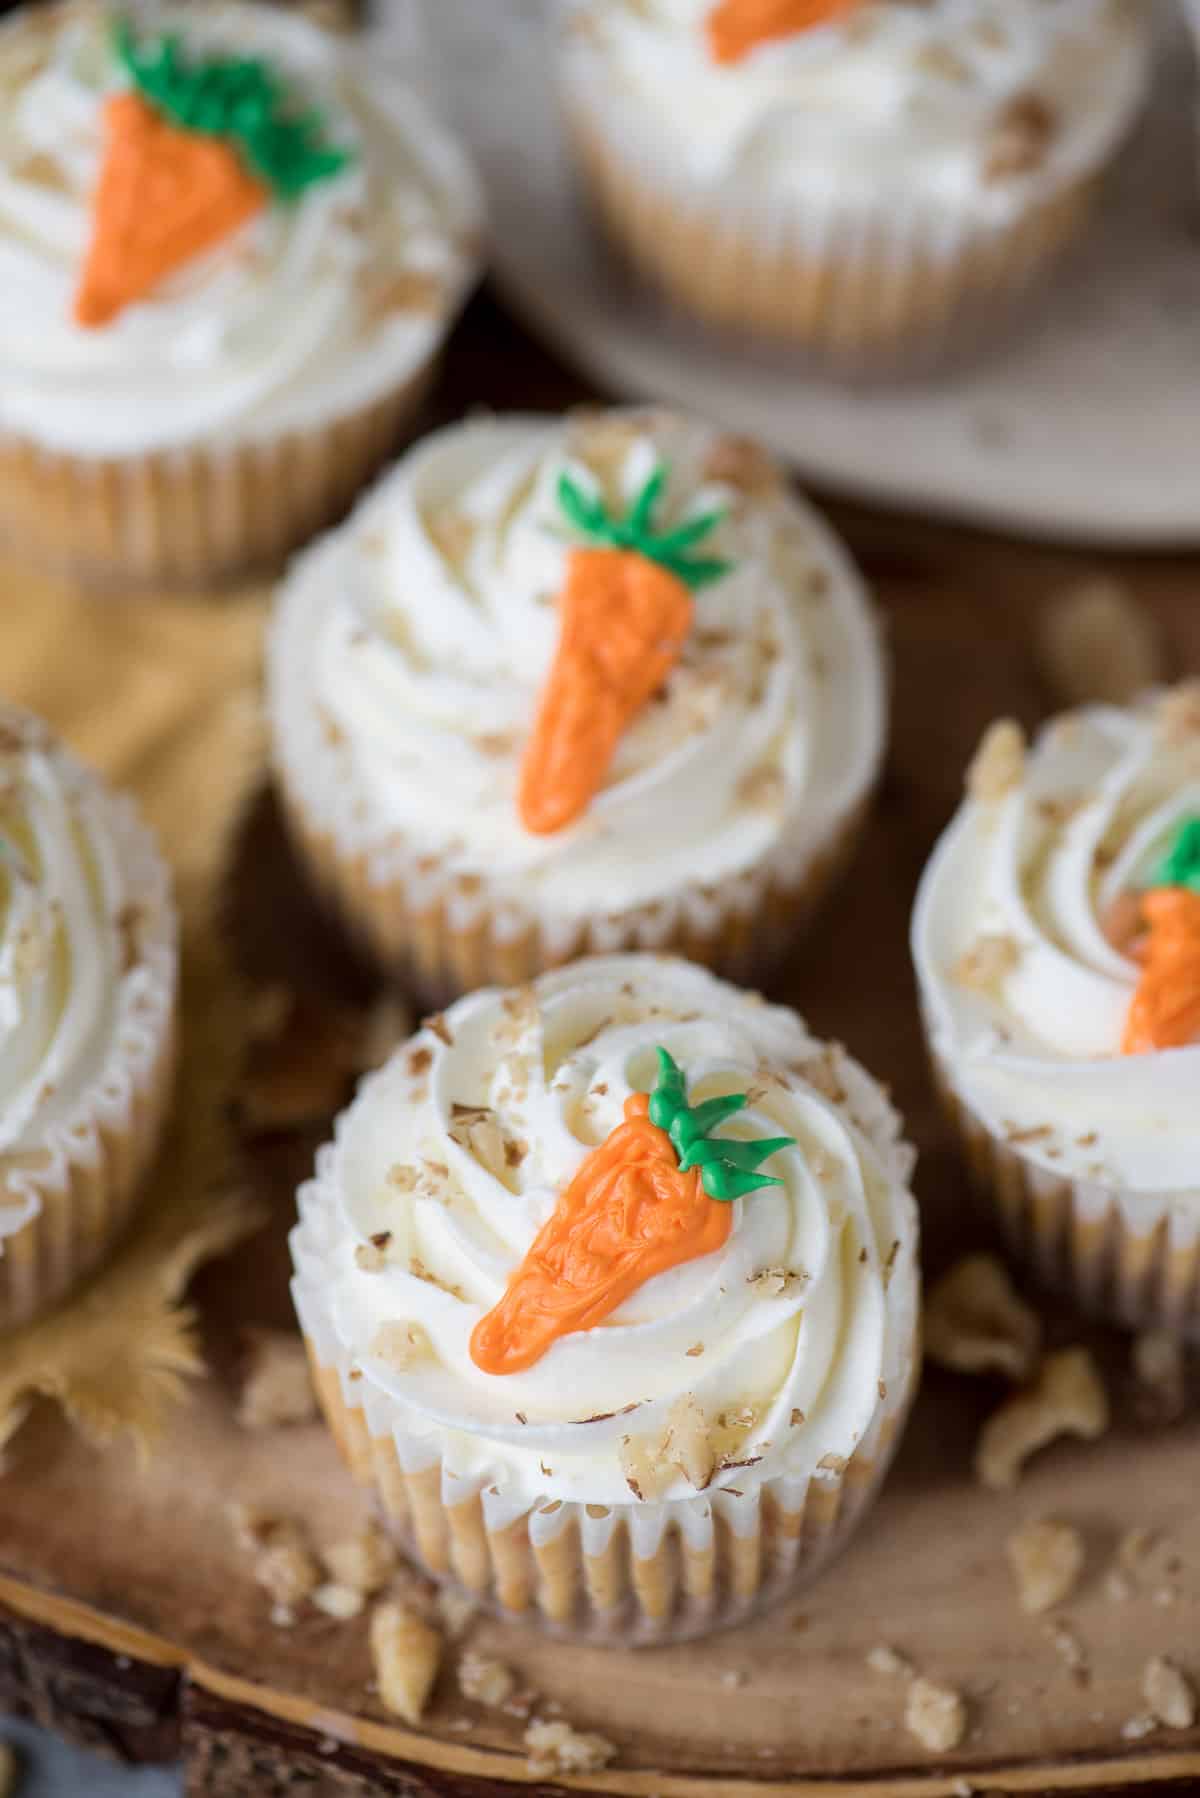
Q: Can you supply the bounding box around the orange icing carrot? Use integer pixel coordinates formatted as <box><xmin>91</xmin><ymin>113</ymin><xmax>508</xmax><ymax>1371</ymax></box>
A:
<box><xmin>74</xmin><ymin>92</ymin><xmax>264</xmax><ymax>329</ymax></box>
<box><xmin>517</xmin><ymin>465</ymin><xmax>730</xmax><ymax>837</ymax></box>
<box><xmin>470</xmin><ymin>1048</ymin><xmax>794</xmax><ymax>1376</ymax></box>
<box><xmin>1122</xmin><ymin>888</ymin><xmax>1200</xmax><ymax>1055</ymax></box>
<box><xmin>706</xmin><ymin>0</ymin><xmax>859</xmax><ymax>65</ymax></box>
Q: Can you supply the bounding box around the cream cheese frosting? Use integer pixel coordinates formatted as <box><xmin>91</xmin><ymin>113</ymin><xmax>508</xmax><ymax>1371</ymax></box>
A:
<box><xmin>912</xmin><ymin>695</ymin><xmax>1200</xmax><ymax>1196</ymax></box>
<box><xmin>291</xmin><ymin>954</ymin><xmax>918</xmax><ymax>1517</ymax></box>
<box><xmin>0</xmin><ymin>703</ymin><xmax>177</xmax><ymax>1243</ymax></box>
<box><xmin>563</xmin><ymin>0</ymin><xmax>1151</xmax><ymax>220</ymax></box>
<box><xmin>267</xmin><ymin>409</ymin><xmax>885</xmax><ymax>928</ymax></box>
<box><xmin>0</xmin><ymin>0</ymin><xmax>482</xmax><ymax>456</ymax></box>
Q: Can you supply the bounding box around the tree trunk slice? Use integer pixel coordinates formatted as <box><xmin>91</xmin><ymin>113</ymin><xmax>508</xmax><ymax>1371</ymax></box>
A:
<box><xmin>2</xmin><ymin>294</ymin><xmax>1200</xmax><ymax>1794</ymax></box>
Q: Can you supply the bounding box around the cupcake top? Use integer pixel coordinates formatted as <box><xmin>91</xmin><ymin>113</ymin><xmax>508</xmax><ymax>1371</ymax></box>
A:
<box><xmin>269</xmin><ymin>408</ymin><xmax>884</xmax><ymax>925</ymax></box>
<box><xmin>0</xmin><ymin>0</ymin><xmax>482</xmax><ymax>456</ymax></box>
<box><xmin>912</xmin><ymin>688</ymin><xmax>1200</xmax><ymax>1195</ymax></box>
<box><xmin>0</xmin><ymin>703</ymin><xmax>176</xmax><ymax>1238</ymax></box>
<box><xmin>291</xmin><ymin>954</ymin><xmax>918</xmax><ymax>1515</ymax></box>
<box><xmin>563</xmin><ymin>0</ymin><xmax>1150</xmax><ymax>217</ymax></box>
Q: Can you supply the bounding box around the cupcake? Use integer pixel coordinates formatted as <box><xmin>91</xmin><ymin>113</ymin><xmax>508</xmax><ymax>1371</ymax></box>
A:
<box><xmin>291</xmin><ymin>954</ymin><xmax>920</xmax><ymax>1642</ymax></box>
<box><xmin>912</xmin><ymin>688</ymin><xmax>1200</xmax><ymax>1337</ymax></box>
<box><xmin>267</xmin><ymin>407</ymin><xmax>885</xmax><ymax>1001</ymax></box>
<box><xmin>0</xmin><ymin>703</ymin><xmax>178</xmax><ymax>1331</ymax></box>
<box><xmin>559</xmin><ymin>0</ymin><xmax>1152</xmax><ymax>366</ymax></box>
<box><xmin>0</xmin><ymin>0</ymin><xmax>482</xmax><ymax>589</ymax></box>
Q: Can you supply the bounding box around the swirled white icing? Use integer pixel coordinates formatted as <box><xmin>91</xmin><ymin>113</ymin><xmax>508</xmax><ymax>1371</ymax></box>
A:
<box><xmin>912</xmin><ymin>698</ymin><xmax>1200</xmax><ymax>1194</ymax></box>
<box><xmin>0</xmin><ymin>704</ymin><xmax>177</xmax><ymax>1241</ymax></box>
<box><xmin>0</xmin><ymin>0</ymin><xmax>482</xmax><ymax>456</ymax></box>
<box><xmin>291</xmin><ymin>955</ymin><xmax>918</xmax><ymax>1512</ymax></box>
<box><xmin>267</xmin><ymin>410</ymin><xmax>884</xmax><ymax>923</ymax></box>
<box><xmin>563</xmin><ymin>0</ymin><xmax>1152</xmax><ymax>220</ymax></box>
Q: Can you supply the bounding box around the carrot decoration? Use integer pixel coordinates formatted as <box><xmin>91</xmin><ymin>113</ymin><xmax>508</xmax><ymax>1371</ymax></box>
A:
<box><xmin>706</xmin><ymin>0</ymin><xmax>860</xmax><ymax>66</ymax></box>
<box><xmin>74</xmin><ymin>19</ymin><xmax>350</xmax><ymax>329</ymax></box>
<box><xmin>517</xmin><ymin>467</ymin><xmax>730</xmax><ymax>837</ymax></box>
<box><xmin>469</xmin><ymin>1048</ymin><xmax>794</xmax><ymax>1376</ymax></box>
<box><xmin>1121</xmin><ymin>816</ymin><xmax>1200</xmax><ymax>1055</ymax></box>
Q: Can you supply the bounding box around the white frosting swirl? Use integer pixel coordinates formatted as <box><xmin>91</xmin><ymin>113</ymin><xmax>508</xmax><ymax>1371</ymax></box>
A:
<box><xmin>0</xmin><ymin>704</ymin><xmax>177</xmax><ymax>1241</ymax></box>
<box><xmin>0</xmin><ymin>0</ymin><xmax>482</xmax><ymax>456</ymax></box>
<box><xmin>912</xmin><ymin>698</ymin><xmax>1200</xmax><ymax>1195</ymax></box>
<box><xmin>291</xmin><ymin>954</ymin><xmax>918</xmax><ymax>1512</ymax></box>
<box><xmin>563</xmin><ymin>0</ymin><xmax>1151</xmax><ymax>220</ymax></box>
<box><xmin>268</xmin><ymin>410</ymin><xmax>884</xmax><ymax>923</ymax></box>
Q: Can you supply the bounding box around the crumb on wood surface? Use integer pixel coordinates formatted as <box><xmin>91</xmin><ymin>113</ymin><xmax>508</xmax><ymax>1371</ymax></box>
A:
<box><xmin>904</xmin><ymin>1676</ymin><xmax>967</xmax><ymax>1753</ymax></box>
<box><xmin>1034</xmin><ymin>578</ymin><xmax>1163</xmax><ymax>708</ymax></box>
<box><xmin>457</xmin><ymin>1651</ymin><xmax>516</xmax><ymax>1708</ymax></box>
<box><xmin>524</xmin><ymin>1718</ymin><xmax>617</xmax><ymax>1777</ymax></box>
<box><xmin>924</xmin><ymin>1254</ymin><xmax>1042</xmax><ymax>1382</ymax></box>
<box><xmin>312</xmin><ymin>1581</ymin><xmax>365</xmax><ymax>1620</ymax></box>
<box><xmin>370</xmin><ymin>1601</ymin><xmax>442</xmax><ymax>1726</ymax></box>
<box><xmin>866</xmin><ymin>1643</ymin><xmax>913</xmax><ymax>1677</ymax></box>
<box><xmin>1144</xmin><ymin>1657</ymin><xmax>1196</xmax><ymax>1730</ymax></box>
<box><xmin>1007</xmin><ymin>1519</ymin><xmax>1086</xmax><ymax>1614</ymax></box>
<box><xmin>236</xmin><ymin>1327</ymin><xmax>317</xmax><ymax>1431</ymax></box>
<box><xmin>975</xmin><ymin>1347</ymin><xmax>1108</xmax><ymax>1489</ymax></box>
<box><xmin>322</xmin><ymin>1520</ymin><xmax>397</xmax><ymax>1595</ymax></box>
<box><xmin>434</xmin><ymin>1586</ymin><xmax>480</xmax><ymax>1638</ymax></box>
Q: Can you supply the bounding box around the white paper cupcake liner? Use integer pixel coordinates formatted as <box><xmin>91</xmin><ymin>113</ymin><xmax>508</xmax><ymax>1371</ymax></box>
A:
<box><xmin>0</xmin><ymin>779</ymin><xmax>179</xmax><ymax>1332</ymax></box>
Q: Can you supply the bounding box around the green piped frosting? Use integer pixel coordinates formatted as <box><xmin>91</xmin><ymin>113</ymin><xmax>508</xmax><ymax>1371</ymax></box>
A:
<box><xmin>115</xmin><ymin>18</ymin><xmax>351</xmax><ymax>199</ymax></box>
<box><xmin>1152</xmin><ymin>815</ymin><xmax>1200</xmax><ymax>894</ymax></box>
<box><xmin>557</xmin><ymin>465</ymin><xmax>731</xmax><ymax>591</ymax></box>
<box><xmin>646</xmin><ymin>1046</ymin><xmax>794</xmax><ymax>1202</ymax></box>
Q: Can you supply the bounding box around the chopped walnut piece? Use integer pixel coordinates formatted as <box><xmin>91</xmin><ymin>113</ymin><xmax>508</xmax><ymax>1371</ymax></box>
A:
<box><xmin>236</xmin><ymin>1328</ymin><xmax>318</xmax><ymax>1431</ymax></box>
<box><xmin>1007</xmin><ymin>1519</ymin><xmax>1085</xmax><ymax>1614</ymax></box>
<box><xmin>370</xmin><ymin>1321</ymin><xmax>431</xmax><ymax>1372</ymax></box>
<box><xmin>975</xmin><ymin>1348</ymin><xmax>1109</xmax><ymax>1490</ymax></box>
<box><xmin>323</xmin><ymin>1520</ymin><xmax>396</xmax><ymax>1596</ymax></box>
<box><xmin>370</xmin><ymin>1602</ymin><xmax>442</xmax><ymax>1726</ymax></box>
<box><xmin>434</xmin><ymin>1587</ymin><xmax>480</xmax><ymax>1638</ymax></box>
<box><xmin>966</xmin><ymin>720</ymin><xmax>1025</xmax><ymax>802</ymax></box>
<box><xmin>524</xmin><ymin>1718</ymin><xmax>617</xmax><ymax>1777</ymax></box>
<box><xmin>904</xmin><ymin>1676</ymin><xmax>967</xmax><ymax>1753</ymax></box>
<box><xmin>924</xmin><ymin>1255</ymin><xmax>1042</xmax><ymax>1382</ymax></box>
<box><xmin>702</xmin><ymin>433</ymin><xmax>780</xmax><ymax>496</ymax></box>
<box><xmin>312</xmin><ymin>1582</ymin><xmax>365</xmax><ymax>1621</ymax></box>
<box><xmin>747</xmin><ymin>1266</ymin><xmax>807</xmax><ymax>1299</ymax></box>
<box><xmin>1144</xmin><ymin>1656</ymin><xmax>1196</xmax><ymax>1730</ymax></box>
<box><xmin>662</xmin><ymin>1393</ymin><xmax>716</xmax><ymax>1491</ymax></box>
<box><xmin>1046</xmin><ymin>1618</ymin><xmax>1087</xmax><ymax>1674</ymax></box>
<box><xmin>985</xmin><ymin>92</ymin><xmax>1055</xmax><ymax>181</ymax></box>
<box><xmin>458</xmin><ymin>1651</ymin><xmax>516</xmax><ymax>1708</ymax></box>
<box><xmin>1157</xmin><ymin>680</ymin><xmax>1200</xmax><ymax>745</ymax></box>
<box><xmin>953</xmin><ymin>935</ymin><xmax>1021</xmax><ymax>995</ymax></box>
<box><xmin>254</xmin><ymin>1525</ymin><xmax>322</xmax><ymax>1609</ymax></box>
<box><xmin>1035</xmin><ymin>579</ymin><xmax>1162</xmax><ymax>708</ymax></box>
<box><xmin>866</xmin><ymin>1643</ymin><xmax>913</xmax><ymax>1677</ymax></box>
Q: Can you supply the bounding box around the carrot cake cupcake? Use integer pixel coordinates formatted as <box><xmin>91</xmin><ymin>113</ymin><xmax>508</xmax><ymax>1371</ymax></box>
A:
<box><xmin>912</xmin><ymin>689</ymin><xmax>1200</xmax><ymax>1336</ymax></box>
<box><xmin>0</xmin><ymin>702</ymin><xmax>177</xmax><ymax>1331</ymax></box>
<box><xmin>291</xmin><ymin>953</ymin><xmax>920</xmax><ymax>1642</ymax></box>
<box><xmin>559</xmin><ymin>0</ymin><xmax>1152</xmax><ymax>365</ymax></box>
<box><xmin>267</xmin><ymin>407</ymin><xmax>885</xmax><ymax>999</ymax></box>
<box><xmin>0</xmin><ymin>0</ymin><xmax>482</xmax><ymax>587</ymax></box>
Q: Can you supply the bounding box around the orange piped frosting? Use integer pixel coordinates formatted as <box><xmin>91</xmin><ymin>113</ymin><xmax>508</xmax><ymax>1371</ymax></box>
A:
<box><xmin>1122</xmin><ymin>888</ymin><xmax>1200</xmax><ymax>1056</ymax></box>
<box><xmin>706</xmin><ymin>0</ymin><xmax>860</xmax><ymax>66</ymax></box>
<box><xmin>470</xmin><ymin>1092</ymin><xmax>729</xmax><ymax>1376</ymax></box>
<box><xmin>74</xmin><ymin>92</ymin><xmax>264</xmax><ymax>329</ymax></box>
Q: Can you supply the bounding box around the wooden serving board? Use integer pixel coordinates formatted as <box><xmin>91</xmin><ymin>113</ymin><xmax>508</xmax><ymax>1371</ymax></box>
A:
<box><xmin>3</xmin><ymin>294</ymin><xmax>1200</xmax><ymax>1797</ymax></box>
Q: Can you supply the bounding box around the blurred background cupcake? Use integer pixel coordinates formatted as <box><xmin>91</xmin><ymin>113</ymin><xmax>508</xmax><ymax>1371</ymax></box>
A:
<box><xmin>0</xmin><ymin>701</ymin><xmax>178</xmax><ymax>1331</ymax></box>
<box><xmin>0</xmin><ymin>0</ymin><xmax>482</xmax><ymax>589</ymax></box>
<box><xmin>291</xmin><ymin>953</ymin><xmax>920</xmax><ymax>1643</ymax></box>
<box><xmin>558</xmin><ymin>0</ymin><xmax>1153</xmax><ymax>368</ymax></box>
<box><xmin>912</xmin><ymin>687</ymin><xmax>1200</xmax><ymax>1338</ymax></box>
<box><xmin>267</xmin><ymin>405</ymin><xmax>886</xmax><ymax>1000</ymax></box>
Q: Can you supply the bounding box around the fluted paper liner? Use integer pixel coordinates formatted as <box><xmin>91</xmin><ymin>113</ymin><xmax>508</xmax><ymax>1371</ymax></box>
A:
<box><xmin>930</xmin><ymin>1043</ymin><xmax>1200</xmax><ymax>1339</ymax></box>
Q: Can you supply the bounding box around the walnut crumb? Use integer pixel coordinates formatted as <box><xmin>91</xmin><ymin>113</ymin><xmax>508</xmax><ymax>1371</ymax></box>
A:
<box><xmin>924</xmin><ymin>1255</ymin><xmax>1042</xmax><ymax>1382</ymax></box>
<box><xmin>370</xmin><ymin>1321</ymin><xmax>431</xmax><ymax>1371</ymax></box>
<box><xmin>1007</xmin><ymin>1519</ymin><xmax>1085</xmax><ymax>1614</ymax></box>
<box><xmin>1143</xmin><ymin>1657</ymin><xmax>1196</xmax><ymax>1730</ymax></box>
<box><xmin>747</xmin><ymin>1266</ymin><xmax>807</xmax><ymax>1299</ymax></box>
<box><xmin>236</xmin><ymin>1328</ymin><xmax>317</xmax><ymax>1432</ymax></box>
<box><xmin>355</xmin><ymin>1241</ymin><xmax>389</xmax><ymax>1273</ymax></box>
<box><xmin>866</xmin><ymin>1643</ymin><xmax>913</xmax><ymax>1677</ymax></box>
<box><xmin>702</xmin><ymin>433</ymin><xmax>781</xmax><ymax>496</ymax></box>
<box><xmin>422</xmin><ymin>1012</ymin><xmax>453</xmax><ymax>1046</ymax></box>
<box><xmin>254</xmin><ymin>1525</ymin><xmax>322</xmax><ymax>1609</ymax></box>
<box><xmin>686</xmin><ymin>1342</ymin><xmax>705</xmax><ymax>1357</ymax></box>
<box><xmin>953</xmin><ymin>934</ymin><xmax>1021</xmax><ymax>995</ymax></box>
<box><xmin>370</xmin><ymin>1602</ymin><xmax>442</xmax><ymax>1726</ymax></box>
<box><xmin>459</xmin><ymin>1652</ymin><xmax>516</xmax><ymax>1708</ymax></box>
<box><xmin>1156</xmin><ymin>679</ymin><xmax>1200</xmax><ymax>745</ymax></box>
<box><xmin>985</xmin><ymin>92</ymin><xmax>1055</xmax><ymax>181</ymax></box>
<box><xmin>312</xmin><ymin>1582</ymin><xmax>365</xmax><ymax>1621</ymax></box>
<box><xmin>1035</xmin><ymin>578</ymin><xmax>1162</xmax><ymax>707</ymax></box>
<box><xmin>323</xmin><ymin>1521</ymin><xmax>396</xmax><ymax>1596</ymax></box>
<box><xmin>966</xmin><ymin>719</ymin><xmax>1025</xmax><ymax>802</ymax></box>
<box><xmin>904</xmin><ymin>1676</ymin><xmax>967</xmax><ymax>1753</ymax></box>
<box><xmin>434</xmin><ymin>1587</ymin><xmax>480</xmax><ymax>1639</ymax></box>
<box><xmin>975</xmin><ymin>1348</ymin><xmax>1109</xmax><ymax>1490</ymax></box>
<box><xmin>524</xmin><ymin>1718</ymin><xmax>616</xmax><ymax>1778</ymax></box>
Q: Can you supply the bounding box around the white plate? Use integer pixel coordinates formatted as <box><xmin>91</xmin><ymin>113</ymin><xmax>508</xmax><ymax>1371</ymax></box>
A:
<box><xmin>415</xmin><ymin>0</ymin><xmax>1200</xmax><ymax>548</ymax></box>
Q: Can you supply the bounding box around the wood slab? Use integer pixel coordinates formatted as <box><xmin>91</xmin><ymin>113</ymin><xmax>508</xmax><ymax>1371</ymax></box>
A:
<box><xmin>2</xmin><ymin>293</ymin><xmax>1200</xmax><ymax>1797</ymax></box>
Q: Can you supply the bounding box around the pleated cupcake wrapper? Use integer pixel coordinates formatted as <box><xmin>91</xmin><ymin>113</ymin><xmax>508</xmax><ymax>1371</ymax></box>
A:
<box><xmin>0</xmin><ymin>368</ymin><xmax>435</xmax><ymax>594</ymax></box>
<box><xmin>0</xmin><ymin>790</ymin><xmax>179</xmax><ymax>1334</ymax></box>
<box><xmin>558</xmin><ymin>49</ymin><xmax>1108</xmax><ymax>370</ymax></box>
<box><xmin>291</xmin><ymin>1216</ymin><xmax>918</xmax><ymax>1644</ymax></box>
<box><xmin>929</xmin><ymin>1044</ymin><xmax>1200</xmax><ymax>1340</ymax></box>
